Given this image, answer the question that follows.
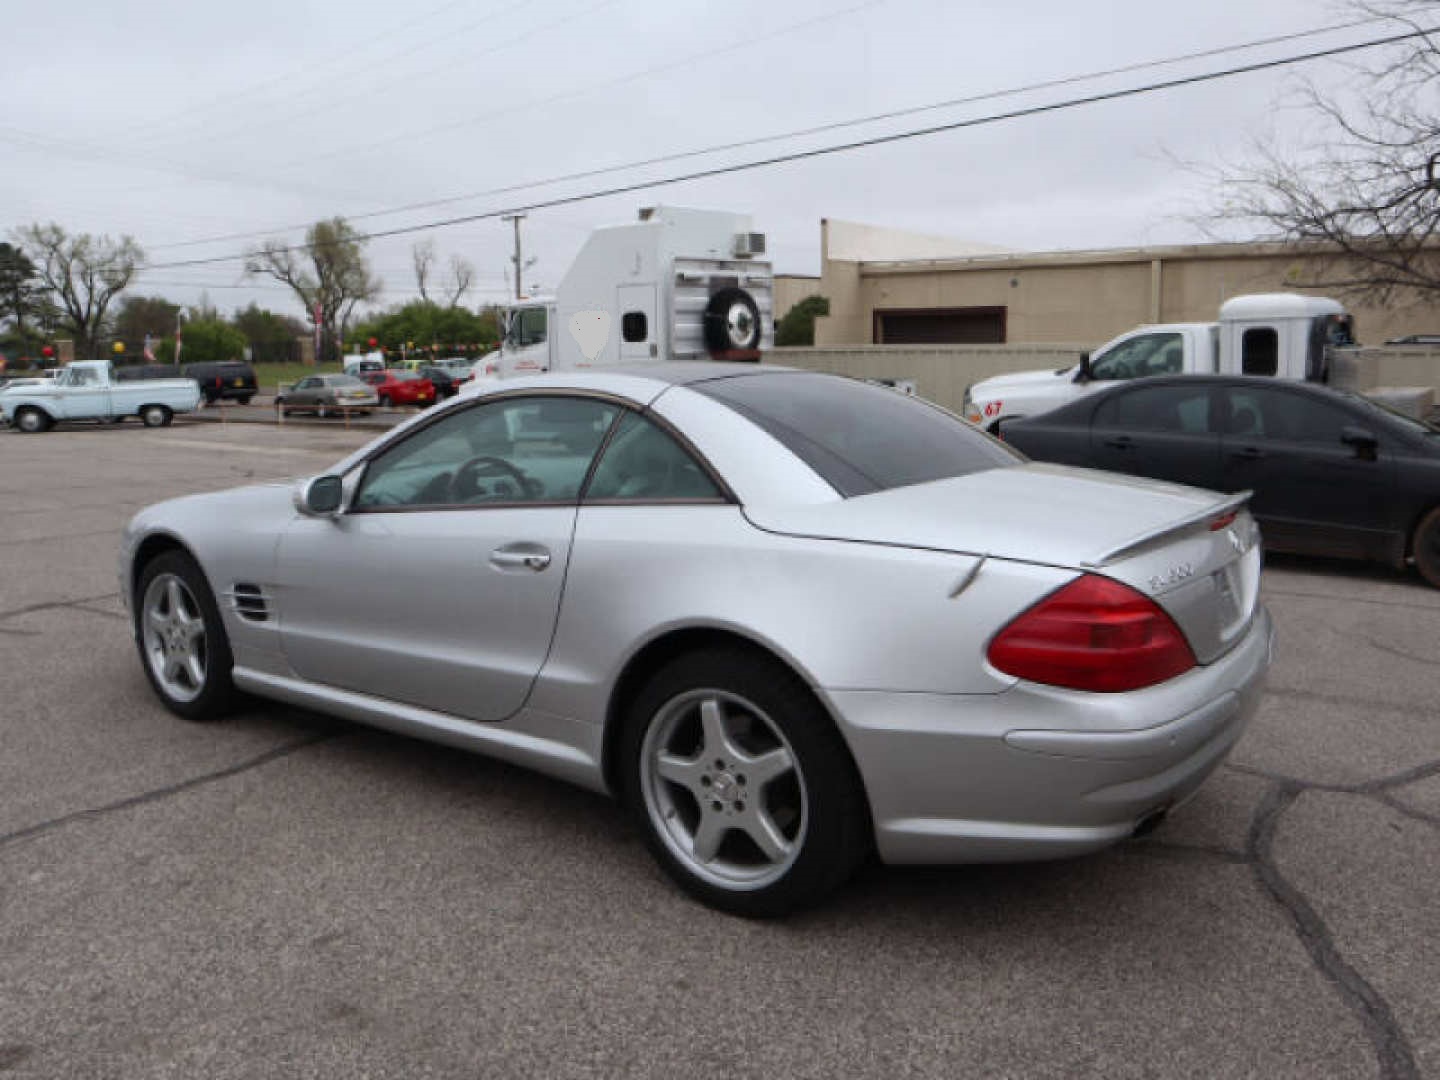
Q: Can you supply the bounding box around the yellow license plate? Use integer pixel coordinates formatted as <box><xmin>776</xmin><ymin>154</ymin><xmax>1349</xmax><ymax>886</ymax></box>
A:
<box><xmin>233</xmin><ymin>378</ymin><xmax>243</xmax><ymax>386</ymax></box>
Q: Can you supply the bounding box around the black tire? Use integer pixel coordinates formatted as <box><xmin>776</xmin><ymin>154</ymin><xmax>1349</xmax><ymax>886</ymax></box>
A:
<box><xmin>237</xmin><ymin>394</ymin><xmax>253</xmax><ymax>405</ymax></box>
<box><xmin>1414</xmin><ymin>506</ymin><xmax>1440</xmax><ymax>589</ymax></box>
<box><xmin>702</xmin><ymin>287</ymin><xmax>763</xmax><ymax>355</ymax></box>
<box><xmin>14</xmin><ymin>406</ymin><xmax>52</xmax><ymax>433</ymax></box>
<box><xmin>140</xmin><ymin>404</ymin><xmax>172</xmax><ymax>428</ymax></box>
<box><xmin>378</xmin><ymin>393</ymin><xmax>391</xmax><ymax>407</ymax></box>
<box><xmin>620</xmin><ymin>647</ymin><xmax>870</xmax><ymax>917</ymax></box>
<box><xmin>133</xmin><ymin>550</ymin><xmax>238</xmax><ymax>722</ymax></box>
<box><xmin>204</xmin><ymin>392</ymin><xmax>219</xmax><ymax>405</ymax></box>
<box><xmin>317</xmin><ymin>404</ymin><xmax>330</xmax><ymax>419</ymax></box>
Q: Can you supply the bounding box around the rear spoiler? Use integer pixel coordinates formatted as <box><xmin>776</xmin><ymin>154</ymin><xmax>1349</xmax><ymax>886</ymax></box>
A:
<box><xmin>1081</xmin><ymin>490</ymin><xmax>1254</xmax><ymax>568</ymax></box>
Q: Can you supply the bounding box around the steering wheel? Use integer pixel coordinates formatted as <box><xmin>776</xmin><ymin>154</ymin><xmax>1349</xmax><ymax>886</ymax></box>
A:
<box><xmin>448</xmin><ymin>455</ymin><xmax>536</xmax><ymax>501</ymax></box>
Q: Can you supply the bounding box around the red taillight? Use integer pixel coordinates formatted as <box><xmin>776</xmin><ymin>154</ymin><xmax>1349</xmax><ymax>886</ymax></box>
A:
<box><xmin>987</xmin><ymin>574</ymin><xmax>1196</xmax><ymax>692</ymax></box>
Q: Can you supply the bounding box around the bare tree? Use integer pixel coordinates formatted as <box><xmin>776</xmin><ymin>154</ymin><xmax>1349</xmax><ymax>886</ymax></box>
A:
<box><xmin>411</xmin><ymin>239</ymin><xmax>436</xmax><ymax>304</ymax></box>
<box><xmin>443</xmin><ymin>254</ymin><xmax>475</xmax><ymax>308</ymax></box>
<box><xmin>246</xmin><ymin>218</ymin><xmax>379</xmax><ymax>364</ymax></box>
<box><xmin>12</xmin><ymin>223</ymin><xmax>144</xmax><ymax>358</ymax></box>
<box><xmin>1209</xmin><ymin>2</ymin><xmax>1440</xmax><ymax>306</ymax></box>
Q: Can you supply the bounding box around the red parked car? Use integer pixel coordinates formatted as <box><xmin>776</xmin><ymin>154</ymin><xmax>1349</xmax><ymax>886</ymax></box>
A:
<box><xmin>360</xmin><ymin>369</ymin><xmax>436</xmax><ymax>408</ymax></box>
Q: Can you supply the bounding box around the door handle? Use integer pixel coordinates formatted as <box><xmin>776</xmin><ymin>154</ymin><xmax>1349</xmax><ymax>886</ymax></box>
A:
<box><xmin>490</xmin><ymin>546</ymin><xmax>551</xmax><ymax>571</ymax></box>
<box><xmin>1102</xmin><ymin>436</ymin><xmax>1135</xmax><ymax>450</ymax></box>
<box><xmin>1228</xmin><ymin>446</ymin><xmax>1265</xmax><ymax>460</ymax></box>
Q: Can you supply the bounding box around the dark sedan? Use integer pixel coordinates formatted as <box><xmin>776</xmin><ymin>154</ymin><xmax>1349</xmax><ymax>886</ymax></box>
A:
<box><xmin>1002</xmin><ymin>376</ymin><xmax>1440</xmax><ymax>587</ymax></box>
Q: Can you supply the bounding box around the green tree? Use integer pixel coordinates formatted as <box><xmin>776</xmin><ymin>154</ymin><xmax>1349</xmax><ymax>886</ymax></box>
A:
<box><xmin>113</xmin><ymin>295</ymin><xmax>181</xmax><ymax>358</ymax></box>
<box><xmin>0</xmin><ymin>242</ymin><xmax>44</xmax><ymax>353</ymax></box>
<box><xmin>233</xmin><ymin>303</ymin><xmax>304</xmax><ymax>364</ymax></box>
<box><xmin>12</xmin><ymin>223</ymin><xmax>144</xmax><ymax>358</ymax></box>
<box><xmin>351</xmin><ymin>300</ymin><xmax>499</xmax><ymax>355</ymax></box>
<box><xmin>154</xmin><ymin>318</ymin><xmax>247</xmax><ymax>365</ymax></box>
<box><xmin>775</xmin><ymin>295</ymin><xmax>830</xmax><ymax>347</ymax></box>
<box><xmin>245</xmin><ymin>218</ymin><xmax>379</xmax><ymax>364</ymax></box>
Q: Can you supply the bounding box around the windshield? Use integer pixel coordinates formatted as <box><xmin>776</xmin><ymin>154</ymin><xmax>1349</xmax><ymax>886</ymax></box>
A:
<box><xmin>695</xmin><ymin>372</ymin><xmax>1023</xmax><ymax>497</ymax></box>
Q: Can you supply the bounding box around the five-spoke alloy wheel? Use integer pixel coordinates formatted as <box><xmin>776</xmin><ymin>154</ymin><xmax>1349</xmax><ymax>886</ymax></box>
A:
<box><xmin>135</xmin><ymin>551</ymin><xmax>237</xmax><ymax>721</ymax></box>
<box><xmin>623</xmin><ymin>649</ymin><xmax>869</xmax><ymax>917</ymax></box>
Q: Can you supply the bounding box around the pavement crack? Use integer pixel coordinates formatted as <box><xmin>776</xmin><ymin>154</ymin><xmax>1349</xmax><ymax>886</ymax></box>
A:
<box><xmin>0</xmin><ymin>593</ymin><xmax>123</xmax><ymax>623</ymax></box>
<box><xmin>1374</xmin><ymin>793</ymin><xmax>1440</xmax><ymax>830</ymax></box>
<box><xmin>1247</xmin><ymin>781</ymin><xmax>1419</xmax><ymax>1080</ymax></box>
<box><xmin>0</xmin><ymin>733</ymin><xmax>337</xmax><ymax>852</ymax></box>
<box><xmin>1128</xmin><ymin>839</ymin><xmax>1248</xmax><ymax>864</ymax></box>
<box><xmin>1362</xmin><ymin>637</ymin><xmax>1440</xmax><ymax>669</ymax></box>
<box><xmin>1260</xmin><ymin>685</ymin><xmax>1438</xmax><ymax>721</ymax></box>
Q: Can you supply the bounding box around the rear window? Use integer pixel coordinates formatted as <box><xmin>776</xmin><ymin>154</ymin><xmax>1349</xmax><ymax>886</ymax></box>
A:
<box><xmin>694</xmin><ymin>372</ymin><xmax>1021</xmax><ymax>497</ymax></box>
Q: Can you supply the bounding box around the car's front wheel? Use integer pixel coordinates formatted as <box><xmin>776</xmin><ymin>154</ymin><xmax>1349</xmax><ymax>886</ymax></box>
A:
<box><xmin>135</xmin><ymin>550</ymin><xmax>238</xmax><ymax>721</ymax></box>
<box><xmin>621</xmin><ymin>648</ymin><xmax>870</xmax><ymax>917</ymax></box>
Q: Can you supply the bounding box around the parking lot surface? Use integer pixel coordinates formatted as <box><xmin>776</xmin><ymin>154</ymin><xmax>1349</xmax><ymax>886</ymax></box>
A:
<box><xmin>1</xmin><ymin>420</ymin><xmax>1437</xmax><ymax>1079</ymax></box>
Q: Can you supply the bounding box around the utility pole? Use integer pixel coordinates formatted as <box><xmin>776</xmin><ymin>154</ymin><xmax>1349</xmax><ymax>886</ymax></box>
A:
<box><xmin>502</xmin><ymin>214</ymin><xmax>526</xmax><ymax>301</ymax></box>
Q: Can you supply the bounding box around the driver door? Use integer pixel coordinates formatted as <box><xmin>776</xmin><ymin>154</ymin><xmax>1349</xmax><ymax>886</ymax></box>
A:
<box><xmin>277</xmin><ymin>393</ymin><xmax>623</xmax><ymax>722</ymax></box>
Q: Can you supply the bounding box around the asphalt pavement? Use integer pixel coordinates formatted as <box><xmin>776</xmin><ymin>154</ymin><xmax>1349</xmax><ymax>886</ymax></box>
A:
<box><xmin>1</xmin><ymin>420</ymin><xmax>1437</xmax><ymax>1079</ymax></box>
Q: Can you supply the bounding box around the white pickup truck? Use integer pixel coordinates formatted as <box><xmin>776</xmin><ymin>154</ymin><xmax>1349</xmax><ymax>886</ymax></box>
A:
<box><xmin>1</xmin><ymin>360</ymin><xmax>201</xmax><ymax>433</ymax></box>
<box><xmin>963</xmin><ymin>293</ymin><xmax>1357</xmax><ymax>432</ymax></box>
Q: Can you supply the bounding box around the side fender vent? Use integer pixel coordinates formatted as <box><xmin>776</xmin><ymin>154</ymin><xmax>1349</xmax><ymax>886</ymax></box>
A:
<box><xmin>226</xmin><ymin>583</ymin><xmax>270</xmax><ymax>622</ymax></box>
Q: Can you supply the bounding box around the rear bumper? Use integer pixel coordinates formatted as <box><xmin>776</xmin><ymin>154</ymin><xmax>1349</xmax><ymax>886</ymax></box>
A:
<box><xmin>825</xmin><ymin>606</ymin><xmax>1273</xmax><ymax>864</ymax></box>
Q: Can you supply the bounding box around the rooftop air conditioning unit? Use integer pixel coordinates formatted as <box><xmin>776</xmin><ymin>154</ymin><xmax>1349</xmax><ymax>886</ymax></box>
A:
<box><xmin>732</xmin><ymin>232</ymin><xmax>766</xmax><ymax>258</ymax></box>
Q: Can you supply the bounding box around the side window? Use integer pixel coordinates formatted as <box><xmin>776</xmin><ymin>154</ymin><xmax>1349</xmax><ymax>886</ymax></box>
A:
<box><xmin>1089</xmin><ymin>333</ymin><xmax>1185</xmax><ymax>380</ymax></box>
<box><xmin>585</xmin><ymin>412</ymin><xmax>723</xmax><ymax>501</ymax></box>
<box><xmin>510</xmin><ymin>308</ymin><xmax>547</xmax><ymax>347</ymax></box>
<box><xmin>621</xmin><ymin>311</ymin><xmax>648</xmax><ymax>343</ymax></box>
<box><xmin>1241</xmin><ymin>328</ymin><xmax>1279</xmax><ymax>376</ymax></box>
<box><xmin>1227</xmin><ymin>388</ymin><xmax>1351</xmax><ymax>443</ymax></box>
<box><xmin>1094</xmin><ymin>385</ymin><xmax>1213</xmax><ymax>434</ymax></box>
<box><xmin>355</xmin><ymin>395</ymin><xmax>620</xmax><ymax>509</ymax></box>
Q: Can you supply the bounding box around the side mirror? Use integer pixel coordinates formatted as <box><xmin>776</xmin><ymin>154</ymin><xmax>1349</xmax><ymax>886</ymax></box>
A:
<box><xmin>1073</xmin><ymin>352</ymin><xmax>1092</xmax><ymax>383</ymax></box>
<box><xmin>294</xmin><ymin>475</ymin><xmax>344</xmax><ymax>517</ymax></box>
<box><xmin>1340</xmin><ymin>425</ymin><xmax>1378</xmax><ymax>457</ymax></box>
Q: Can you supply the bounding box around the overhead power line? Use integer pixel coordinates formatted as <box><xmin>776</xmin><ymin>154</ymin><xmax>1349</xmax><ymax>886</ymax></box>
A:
<box><xmin>147</xmin><ymin>16</ymin><xmax>1382</xmax><ymax>254</ymax></box>
<box><xmin>145</xmin><ymin>25</ymin><xmax>1435</xmax><ymax>272</ymax></box>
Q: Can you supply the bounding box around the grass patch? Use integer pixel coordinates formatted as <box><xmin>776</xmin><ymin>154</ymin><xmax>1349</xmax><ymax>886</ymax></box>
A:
<box><xmin>252</xmin><ymin>361</ymin><xmax>342</xmax><ymax>394</ymax></box>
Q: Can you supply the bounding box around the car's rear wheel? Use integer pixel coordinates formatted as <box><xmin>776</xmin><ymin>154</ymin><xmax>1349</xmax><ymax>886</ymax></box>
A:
<box><xmin>135</xmin><ymin>550</ymin><xmax>238</xmax><ymax>721</ymax></box>
<box><xmin>621</xmin><ymin>648</ymin><xmax>869</xmax><ymax>917</ymax></box>
<box><xmin>140</xmin><ymin>404</ymin><xmax>172</xmax><ymax>428</ymax></box>
<box><xmin>14</xmin><ymin>406</ymin><xmax>51</xmax><ymax>433</ymax></box>
<box><xmin>237</xmin><ymin>394</ymin><xmax>253</xmax><ymax>405</ymax></box>
<box><xmin>378</xmin><ymin>393</ymin><xmax>391</xmax><ymax>407</ymax></box>
<box><xmin>317</xmin><ymin>404</ymin><xmax>330</xmax><ymax>418</ymax></box>
<box><xmin>1414</xmin><ymin>506</ymin><xmax>1440</xmax><ymax>588</ymax></box>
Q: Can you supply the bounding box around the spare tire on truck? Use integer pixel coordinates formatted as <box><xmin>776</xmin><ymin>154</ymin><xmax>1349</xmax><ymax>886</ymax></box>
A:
<box><xmin>703</xmin><ymin>287</ymin><xmax>762</xmax><ymax>359</ymax></box>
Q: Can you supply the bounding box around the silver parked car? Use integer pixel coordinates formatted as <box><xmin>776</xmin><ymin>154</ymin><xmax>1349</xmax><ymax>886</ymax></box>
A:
<box><xmin>119</xmin><ymin>365</ymin><xmax>1272</xmax><ymax>915</ymax></box>
<box><xmin>276</xmin><ymin>373</ymin><xmax>378</xmax><ymax>416</ymax></box>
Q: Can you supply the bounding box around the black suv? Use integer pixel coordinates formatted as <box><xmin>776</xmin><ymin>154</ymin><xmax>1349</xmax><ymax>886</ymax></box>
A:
<box><xmin>182</xmin><ymin>361</ymin><xmax>258</xmax><ymax>404</ymax></box>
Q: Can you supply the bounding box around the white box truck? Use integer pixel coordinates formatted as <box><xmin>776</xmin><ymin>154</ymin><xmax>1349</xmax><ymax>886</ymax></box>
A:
<box><xmin>471</xmin><ymin>206</ymin><xmax>773</xmax><ymax>383</ymax></box>
<box><xmin>963</xmin><ymin>293</ymin><xmax>1357</xmax><ymax>432</ymax></box>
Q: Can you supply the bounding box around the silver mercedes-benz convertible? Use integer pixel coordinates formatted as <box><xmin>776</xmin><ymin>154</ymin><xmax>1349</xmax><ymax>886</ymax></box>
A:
<box><xmin>120</xmin><ymin>364</ymin><xmax>1272</xmax><ymax>915</ymax></box>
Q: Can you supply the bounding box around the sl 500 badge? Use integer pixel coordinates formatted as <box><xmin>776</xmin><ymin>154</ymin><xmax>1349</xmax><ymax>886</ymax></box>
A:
<box><xmin>1149</xmin><ymin>563</ymin><xmax>1194</xmax><ymax>591</ymax></box>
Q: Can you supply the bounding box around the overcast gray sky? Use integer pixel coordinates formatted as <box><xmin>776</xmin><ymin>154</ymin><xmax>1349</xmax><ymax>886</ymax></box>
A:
<box><xmin>1</xmin><ymin>0</ymin><xmax>1385</xmax><ymax>318</ymax></box>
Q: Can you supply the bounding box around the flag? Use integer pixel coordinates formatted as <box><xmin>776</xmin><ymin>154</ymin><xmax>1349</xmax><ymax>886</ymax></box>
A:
<box><xmin>143</xmin><ymin>333</ymin><xmax>156</xmax><ymax>362</ymax></box>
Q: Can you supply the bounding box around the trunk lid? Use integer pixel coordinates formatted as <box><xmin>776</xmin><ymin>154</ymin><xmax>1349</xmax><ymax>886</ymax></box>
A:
<box><xmin>744</xmin><ymin>462</ymin><xmax>1261</xmax><ymax>664</ymax></box>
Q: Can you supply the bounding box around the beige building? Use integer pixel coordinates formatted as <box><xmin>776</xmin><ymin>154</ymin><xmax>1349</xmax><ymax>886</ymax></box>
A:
<box><xmin>811</xmin><ymin>219</ymin><xmax>1438</xmax><ymax>348</ymax></box>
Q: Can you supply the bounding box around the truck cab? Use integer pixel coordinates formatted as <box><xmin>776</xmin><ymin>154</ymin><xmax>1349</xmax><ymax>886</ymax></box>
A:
<box><xmin>1216</xmin><ymin>293</ymin><xmax>1354</xmax><ymax>382</ymax></box>
<box><xmin>964</xmin><ymin>293</ymin><xmax>1356</xmax><ymax>433</ymax></box>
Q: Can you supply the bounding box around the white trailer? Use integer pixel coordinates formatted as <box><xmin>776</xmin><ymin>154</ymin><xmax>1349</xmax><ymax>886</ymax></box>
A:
<box><xmin>477</xmin><ymin>207</ymin><xmax>773</xmax><ymax>381</ymax></box>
